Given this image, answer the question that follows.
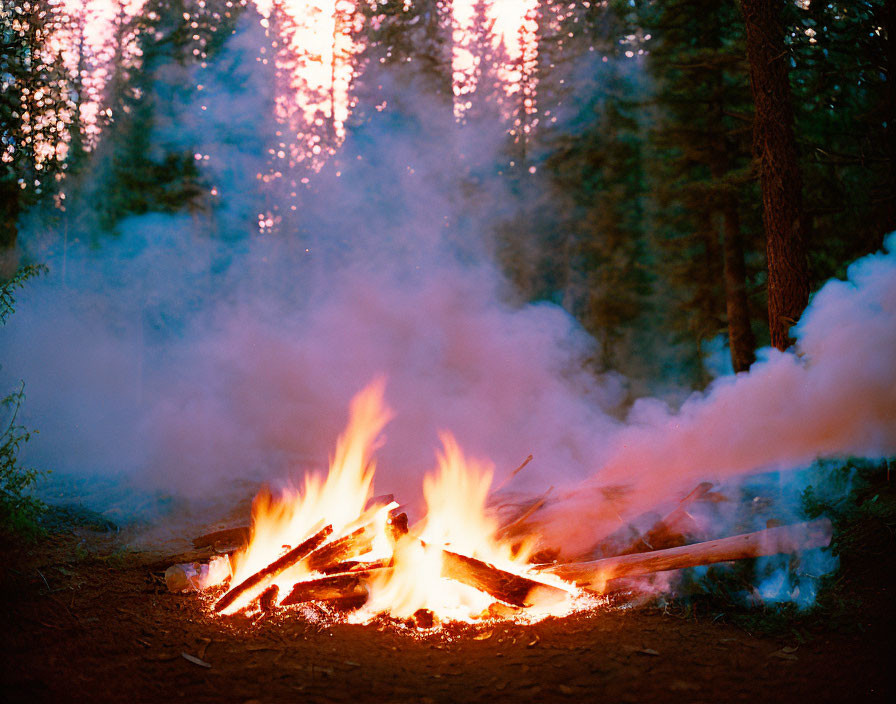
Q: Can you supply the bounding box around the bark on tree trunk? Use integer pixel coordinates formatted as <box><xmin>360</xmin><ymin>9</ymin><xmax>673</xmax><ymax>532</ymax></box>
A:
<box><xmin>883</xmin><ymin>0</ymin><xmax>896</xmax><ymax>236</ymax></box>
<box><xmin>740</xmin><ymin>0</ymin><xmax>809</xmax><ymax>350</ymax></box>
<box><xmin>721</xmin><ymin>199</ymin><xmax>756</xmax><ymax>371</ymax></box>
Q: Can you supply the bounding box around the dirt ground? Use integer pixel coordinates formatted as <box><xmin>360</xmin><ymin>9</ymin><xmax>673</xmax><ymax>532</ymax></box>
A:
<box><xmin>1</xmin><ymin>524</ymin><xmax>893</xmax><ymax>704</ymax></box>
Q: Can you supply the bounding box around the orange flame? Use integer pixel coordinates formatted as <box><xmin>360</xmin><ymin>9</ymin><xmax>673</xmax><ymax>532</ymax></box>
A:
<box><xmin>221</xmin><ymin>378</ymin><xmax>578</xmax><ymax>623</ymax></box>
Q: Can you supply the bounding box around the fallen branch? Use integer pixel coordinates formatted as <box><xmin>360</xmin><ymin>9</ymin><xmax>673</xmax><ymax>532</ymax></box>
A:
<box><xmin>543</xmin><ymin>519</ymin><xmax>833</xmax><ymax>589</ymax></box>
<box><xmin>440</xmin><ymin>549</ymin><xmax>570</xmax><ymax>608</ymax></box>
<box><xmin>214</xmin><ymin>525</ymin><xmax>333</xmax><ymax>613</ymax></box>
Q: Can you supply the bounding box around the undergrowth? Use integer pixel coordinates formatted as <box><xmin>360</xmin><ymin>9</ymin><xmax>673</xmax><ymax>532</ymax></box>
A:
<box><xmin>655</xmin><ymin>459</ymin><xmax>896</xmax><ymax>636</ymax></box>
<box><xmin>0</xmin><ymin>264</ymin><xmax>49</xmax><ymax>539</ymax></box>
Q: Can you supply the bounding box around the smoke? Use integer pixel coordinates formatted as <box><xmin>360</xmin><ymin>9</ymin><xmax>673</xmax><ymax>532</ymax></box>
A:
<box><xmin>2</xmin><ymin>8</ymin><xmax>894</xmax><ymax>608</ymax></box>
<box><xmin>2</xmin><ymin>13</ymin><xmax>623</xmax><ymax>528</ymax></box>
<box><xmin>542</xmin><ymin>234</ymin><xmax>896</xmax><ymax>556</ymax></box>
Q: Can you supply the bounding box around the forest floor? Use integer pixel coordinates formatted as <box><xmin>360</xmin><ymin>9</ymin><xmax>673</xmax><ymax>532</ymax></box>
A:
<box><xmin>1</xmin><ymin>504</ymin><xmax>893</xmax><ymax>704</ymax></box>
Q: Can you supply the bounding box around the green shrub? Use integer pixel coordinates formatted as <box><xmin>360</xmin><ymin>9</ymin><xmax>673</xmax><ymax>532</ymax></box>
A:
<box><xmin>0</xmin><ymin>264</ymin><xmax>48</xmax><ymax>537</ymax></box>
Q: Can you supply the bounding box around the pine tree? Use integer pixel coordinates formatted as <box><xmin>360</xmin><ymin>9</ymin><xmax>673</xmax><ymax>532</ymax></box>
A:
<box><xmin>640</xmin><ymin>0</ymin><xmax>759</xmax><ymax>379</ymax></box>
<box><xmin>0</xmin><ymin>0</ymin><xmax>73</xmax><ymax>263</ymax></box>
<box><xmin>741</xmin><ymin>0</ymin><xmax>808</xmax><ymax>351</ymax></box>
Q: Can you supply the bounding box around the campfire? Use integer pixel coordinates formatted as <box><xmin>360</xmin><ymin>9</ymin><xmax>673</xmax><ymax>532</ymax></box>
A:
<box><xmin>167</xmin><ymin>380</ymin><xmax>832</xmax><ymax>628</ymax></box>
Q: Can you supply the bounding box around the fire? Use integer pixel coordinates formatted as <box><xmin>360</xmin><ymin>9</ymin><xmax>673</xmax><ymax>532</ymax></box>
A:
<box><xmin>218</xmin><ymin>378</ymin><xmax>579</xmax><ymax>623</ymax></box>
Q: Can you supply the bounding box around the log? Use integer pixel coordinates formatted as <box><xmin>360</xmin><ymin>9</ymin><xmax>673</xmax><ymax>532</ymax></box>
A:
<box><xmin>304</xmin><ymin>524</ymin><xmax>377</xmax><ymax>573</ymax></box>
<box><xmin>214</xmin><ymin>525</ymin><xmax>333</xmax><ymax>613</ymax></box>
<box><xmin>439</xmin><ymin>549</ymin><xmax>570</xmax><ymax>608</ymax></box>
<box><xmin>544</xmin><ymin>519</ymin><xmax>833</xmax><ymax>589</ymax></box>
<box><xmin>280</xmin><ymin>568</ymin><xmax>390</xmax><ymax>606</ymax></box>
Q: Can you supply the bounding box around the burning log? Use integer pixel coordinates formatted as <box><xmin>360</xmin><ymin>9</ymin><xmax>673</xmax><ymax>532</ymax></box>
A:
<box><xmin>439</xmin><ymin>549</ymin><xmax>570</xmax><ymax>608</ymax></box>
<box><xmin>280</xmin><ymin>569</ymin><xmax>388</xmax><ymax>607</ymax></box>
<box><xmin>214</xmin><ymin>525</ymin><xmax>334</xmax><ymax>613</ymax></box>
<box><xmin>544</xmin><ymin>519</ymin><xmax>833</xmax><ymax>589</ymax></box>
<box><xmin>303</xmin><ymin>524</ymin><xmax>377</xmax><ymax>573</ymax></box>
<box><xmin>258</xmin><ymin>585</ymin><xmax>280</xmax><ymax>613</ymax></box>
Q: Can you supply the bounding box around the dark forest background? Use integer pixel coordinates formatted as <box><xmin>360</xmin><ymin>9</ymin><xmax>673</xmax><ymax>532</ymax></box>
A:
<box><xmin>2</xmin><ymin>0</ymin><xmax>894</xmax><ymax>394</ymax></box>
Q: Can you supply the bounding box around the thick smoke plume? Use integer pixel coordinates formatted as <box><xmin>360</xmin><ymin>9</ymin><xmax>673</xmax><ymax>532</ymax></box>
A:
<box><xmin>2</xmin><ymin>12</ymin><xmax>894</xmax><ymax>584</ymax></box>
<box><xmin>543</xmin><ymin>235</ymin><xmax>896</xmax><ymax>555</ymax></box>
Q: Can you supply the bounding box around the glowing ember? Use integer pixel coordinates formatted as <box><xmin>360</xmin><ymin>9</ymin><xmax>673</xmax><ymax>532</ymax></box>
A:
<box><xmin>216</xmin><ymin>378</ymin><xmax>581</xmax><ymax>623</ymax></box>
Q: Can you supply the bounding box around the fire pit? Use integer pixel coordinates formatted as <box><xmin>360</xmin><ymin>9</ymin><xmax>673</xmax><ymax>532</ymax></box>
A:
<box><xmin>166</xmin><ymin>380</ymin><xmax>831</xmax><ymax>630</ymax></box>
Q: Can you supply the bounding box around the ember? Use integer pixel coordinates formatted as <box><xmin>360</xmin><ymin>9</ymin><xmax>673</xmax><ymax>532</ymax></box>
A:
<box><xmin>178</xmin><ymin>380</ymin><xmax>832</xmax><ymax>628</ymax></box>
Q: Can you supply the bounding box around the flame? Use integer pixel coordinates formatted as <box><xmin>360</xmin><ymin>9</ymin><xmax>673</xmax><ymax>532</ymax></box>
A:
<box><xmin>219</xmin><ymin>379</ymin><xmax>578</xmax><ymax>623</ymax></box>
<box><xmin>222</xmin><ymin>377</ymin><xmax>393</xmax><ymax>613</ymax></box>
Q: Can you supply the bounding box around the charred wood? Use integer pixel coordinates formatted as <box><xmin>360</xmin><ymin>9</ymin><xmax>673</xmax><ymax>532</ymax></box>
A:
<box><xmin>280</xmin><ymin>568</ymin><xmax>389</xmax><ymax>606</ymax></box>
<box><xmin>439</xmin><ymin>549</ymin><xmax>569</xmax><ymax>608</ymax></box>
<box><xmin>214</xmin><ymin>525</ymin><xmax>334</xmax><ymax>613</ymax></box>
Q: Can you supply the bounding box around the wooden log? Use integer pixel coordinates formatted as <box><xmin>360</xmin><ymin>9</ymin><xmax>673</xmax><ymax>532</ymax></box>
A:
<box><xmin>304</xmin><ymin>524</ymin><xmax>376</xmax><ymax>573</ymax></box>
<box><xmin>214</xmin><ymin>525</ymin><xmax>333</xmax><ymax>613</ymax></box>
<box><xmin>439</xmin><ymin>549</ymin><xmax>570</xmax><ymax>608</ymax></box>
<box><xmin>320</xmin><ymin>558</ymin><xmax>391</xmax><ymax>575</ymax></box>
<box><xmin>280</xmin><ymin>568</ymin><xmax>390</xmax><ymax>606</ymax></box>
<box><xmin>192</xmin><ymin>526</ymin><xmax>251</xmax><ymax>550</ymax></box>
<box><xmin>544</xmin><ymin>519</ymin><xmax>833</xmax><ymax>589</ymax></box>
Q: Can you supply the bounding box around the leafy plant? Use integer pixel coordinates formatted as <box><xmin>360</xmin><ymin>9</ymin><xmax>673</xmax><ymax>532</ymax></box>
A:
<box><xmin>0</xmin><ymin>264</ymin><xmax>48</xmax><ymax>537</ymax></box>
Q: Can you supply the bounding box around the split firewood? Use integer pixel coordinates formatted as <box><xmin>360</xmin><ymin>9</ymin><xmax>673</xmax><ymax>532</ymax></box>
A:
<box><xmin>439</xmin><ymin>549</ymin><xmax>570</xmax><ymax>608</ymax></box>
<box><xmin>543</xmin><ymin>518</ymin><xmax>833</xmax><ymax>590</ymax></box>
<box><xmin>303</xmin><ymin>523</ymin><xmax>377</xmax><ymax>573</ymax></box>
<box><xmin>214</xmin><ymin>524</ymin><xmax>334</xmax><ymax>613</ymax></box>
<box><xmin>280</xmin><ymin>568</ymin><xmax>390</xmax><ymax>606</ymax></box>
<box><xmin>320</xmin><ymin>558</ymin><xmax>391</xmax><ymax>575</ymax></box>
<box><xmin>191</xmin><ymin>526</ymin><xmax>251</xmax><ymax>551</ymax></box>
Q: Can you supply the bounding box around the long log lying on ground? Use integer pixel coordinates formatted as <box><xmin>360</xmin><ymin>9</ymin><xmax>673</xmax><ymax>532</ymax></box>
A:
<box><xmin>280</xmin><ymin>568</ymin><xmax>390</xmax><ymax>606</ymax></box>
<box><xmin>214</xmin><ymin>525</ymin><xmax>334</xmax><ymax>613</ymax></box>
<box><xmin>440</xmin><ymin>549</ymin><xmax>570</xmax><ymax>608</ymax></box>
<box><xmin>544</xmin><ymin>519</ymin><xmax>833</xmax><ymax>589</ymax></box>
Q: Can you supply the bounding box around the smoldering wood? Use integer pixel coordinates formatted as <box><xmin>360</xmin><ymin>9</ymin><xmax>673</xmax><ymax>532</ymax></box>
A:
<box><xmin>258</xmin><ymin>585</ymin><xmax>280</xmax><ymax>612</ymax></box>
<box><xmin>543</xmin><ymin>519</ymin><xmax>833</xmax><ymax>589</ymax></box>
<box><xmin>439</xmin><ymin>549</ymin><xmax>570</xmax><ymax>608</ymax></box>
<box><xmin>280</xmin><ymin>568</ymin><xmax>390</xmax><ymax>606</ymax></box>
<box><xmin>214</xmin><ymin>524</ymin><xmax>334</xmax><ymax>613</ymax></box>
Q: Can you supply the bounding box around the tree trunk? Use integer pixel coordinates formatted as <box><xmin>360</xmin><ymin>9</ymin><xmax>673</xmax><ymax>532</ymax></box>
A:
<box><xmin>883</xmin><ymin>0</ymin><xmax>896</xmax><ymax>236</ymax></box>
<box><xmin>740</xmin><ymin>0</ymin><xmax>809</xmax><ymax>350</ymax></box>
<box><xmin>721</xmin><ymin>199</ymin><xmax>756</xmax><ymax>371</ymax></box>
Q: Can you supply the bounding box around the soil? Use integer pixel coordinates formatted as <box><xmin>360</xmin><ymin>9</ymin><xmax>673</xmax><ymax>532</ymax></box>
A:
<box><xmin>1</xmin><ymin>524</ymin><xmax>893</xmax><ymax>704</ymax></box>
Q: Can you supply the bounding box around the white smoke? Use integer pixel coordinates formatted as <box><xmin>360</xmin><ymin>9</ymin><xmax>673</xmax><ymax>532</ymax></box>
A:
<box><xmin>542</xmin><ymin>234</ymin><xmax>896</xmax><ymax>555</ymax></box>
